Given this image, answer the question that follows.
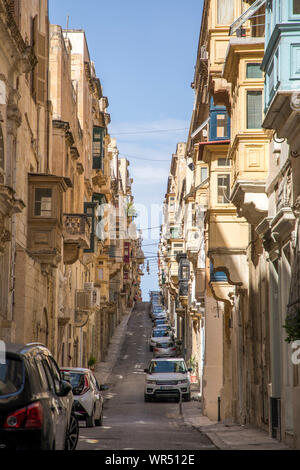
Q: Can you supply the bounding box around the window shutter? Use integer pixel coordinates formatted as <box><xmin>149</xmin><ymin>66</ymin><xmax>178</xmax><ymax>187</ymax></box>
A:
<box><xmin>247</xmin><ymin>91</ymin><xmax>262</xmax><ymax>129</ymax></box>
<box><xmin>92</xmin><ymin>126</ymin><xmax>105</xmax><ymax>170</ymax></box>
<box><xmin>8</xmin><ymin>0</ymin><xmax>20</xmax><ymax>26</ymax></box>
<box><xmin>33</xmin><ymin>15</ymin><xmax>47</xmax><ymax>106</ymax></box>
<box><xmin>84</xmin><ymin>202</ymin><xmax>96</xmax><ymax>252</ymax></box>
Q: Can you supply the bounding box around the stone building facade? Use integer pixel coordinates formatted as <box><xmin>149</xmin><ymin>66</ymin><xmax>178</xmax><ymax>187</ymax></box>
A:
<box><xmin>0</xmin><ymin>0</ymin><xmax>143</xmax><ymax>369</ymax></box>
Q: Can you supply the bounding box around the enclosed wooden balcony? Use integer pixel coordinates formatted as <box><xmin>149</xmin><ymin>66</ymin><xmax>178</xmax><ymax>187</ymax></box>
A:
<box><xmin>63</xmin><ymin>213</ymin><xmax>91</xmax><ymax>264</ymax></box>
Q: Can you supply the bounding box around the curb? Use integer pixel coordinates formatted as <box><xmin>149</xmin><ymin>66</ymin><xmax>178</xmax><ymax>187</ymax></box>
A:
<box><xmin>95</xmin><ymin>304</ymin><xmax>135</xmax><ymax>388</ymax></box>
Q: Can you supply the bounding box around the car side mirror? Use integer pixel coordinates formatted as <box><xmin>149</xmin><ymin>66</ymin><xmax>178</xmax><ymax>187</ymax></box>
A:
<box><xmin>57</xmin><ymin>379</ymin><xmax>72</xmax><ymax>397</ymax></box>
<box><xmin>188</xmin><ymin>368</ymin><xmax>193</xmax><ymax>373</ymax></box>
<box><xmin>144</xmin><ymin>368</ymin><xmax>148</xmax><ymax>373</ymax></box>
<box><xmin>100</xmin><ymin>384</ymin><xmax>109</xmax><ymax>391</ymax></box>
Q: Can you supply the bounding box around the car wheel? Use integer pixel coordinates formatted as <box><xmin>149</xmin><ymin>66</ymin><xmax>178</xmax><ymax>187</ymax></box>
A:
<box><xmin>149</xmin><ymin>346</ymin><xmax>153</xmax><ymax>352</ymax></box>
<box><xmin>86</xmin><ymin>407</ymin><xmax>96</xmax><ymax>427</ymax></box>
<box><xmin>95</xmin><ymin>410</ymin><xmax>103</xmax><ymax>426</ymax></box>
<box><xmin>65</xmin><ymin>412</ymin><xmax>79</xmax><ymax>450</ymax></box>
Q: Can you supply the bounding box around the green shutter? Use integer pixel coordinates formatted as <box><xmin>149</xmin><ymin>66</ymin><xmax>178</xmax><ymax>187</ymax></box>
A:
<box><xmin>84</xmin><ymin>202</ymin><xmax>97</xmax><ymax>252</ymax></box>
<box><xmin>247</xmin><ymin>91</ymin><xmax>262</xmax><ymax>129</ymax></box>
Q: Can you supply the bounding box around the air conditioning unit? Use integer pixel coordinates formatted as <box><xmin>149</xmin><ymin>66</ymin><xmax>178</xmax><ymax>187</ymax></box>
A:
<box><xmin>84</xmin><ymin>282</ymin><xmax>94</xmax><ymax>290</ymax></box>
<box><xmin>200</xmin><ymin>45</ymin><xmax>208</xmax><ymax>60</ymax></box>
<box><xmin>76</xmin><ymin>284</ymin><xmax>101</xmax><ymax>310</ymax></box>
<box><xmin>75</xmin><ymin>290</ymin><xmax>90</xmax><ymax>311</ymax></box>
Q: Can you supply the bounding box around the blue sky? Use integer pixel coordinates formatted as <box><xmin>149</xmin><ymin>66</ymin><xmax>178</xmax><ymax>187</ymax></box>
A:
<box><xmin>49</xmin><ymin>0</ymin><xmax>203</xmax><ymax>300</ymax></box>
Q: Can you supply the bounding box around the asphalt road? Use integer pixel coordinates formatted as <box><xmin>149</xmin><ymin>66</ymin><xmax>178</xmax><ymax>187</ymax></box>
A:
<box><xmin>77</xmin><ymin>302</ymin><xmax>215</xmax><ymax>450</ymax></box>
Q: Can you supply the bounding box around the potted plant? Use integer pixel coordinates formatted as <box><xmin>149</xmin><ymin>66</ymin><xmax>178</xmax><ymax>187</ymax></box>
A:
<box><xmin>88</xmin><ymin>355</ymin><xmax>97</xmax><ymax>371</ymax></box>
<box><xmin>283</xmin><ymin>307</ymin><xmax>300</xmax><ymax>343</ymax></box>
<box><xmin>187</xmin><ymin>355</ymin><xmax>198</xmax><ymax>384</ymax></box>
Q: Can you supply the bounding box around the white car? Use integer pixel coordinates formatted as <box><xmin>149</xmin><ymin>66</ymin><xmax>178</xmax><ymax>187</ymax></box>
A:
<box><xmin>144</xmin><ymin>358</ymin><xmax>191</xmax><ymax>402</ymax></box>
<box><xmin>149</xmin><ymin>329</ymin><xmax>174</xmax><ymax>351</ymax></box>
<box><xmin>60</xmin><ymin>367</ymin><xmax>109</xmax><ymax>427</ymax></box>
<box><xmin>153</xmin><ymin>339</ymin><xmax>177</xmax><ymax>358</ymax></box>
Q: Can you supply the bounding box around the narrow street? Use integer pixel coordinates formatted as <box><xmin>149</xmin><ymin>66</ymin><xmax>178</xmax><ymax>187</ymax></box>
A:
<box><xmin>77</xmin><ymin>303</ymin><xmax>215</xmax><ymax>450</ymax></box>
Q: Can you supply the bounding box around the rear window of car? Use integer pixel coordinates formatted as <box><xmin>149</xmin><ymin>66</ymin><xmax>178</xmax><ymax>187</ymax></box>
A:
<box><xmin>149</xmin><ymin>361</ymin><xmax>187</xmax><ymax>374</ymax></box>
<box><xmin>0</xmin><ymin>358</ymin><xmax>24</xmax><ymax>397</ymax></box>
<box><xmin>157</xmin><ymin>342</ymin><xmax>174</xmax><ymax>349</ymax></box>
<box><xmin>64</xmin><ymin>372</ymin><xmax>86</xmax><ymax>393</ymax></box>
<box><xmin>153</xmin><ymin>331</ymin><xmax>169</xmax><ymax>337</ymax></box>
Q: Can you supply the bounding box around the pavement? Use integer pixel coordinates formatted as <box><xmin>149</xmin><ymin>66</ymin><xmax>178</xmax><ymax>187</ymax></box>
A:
<box><xmin>91</xmin><ymin>302</ymin><xmax>290</xmax><ymax>451</ymax></box>
<box><xmin>93</xmin><ymin>305</ymin><xmax>136</xmax><ymax>386</ymax></box>
<box><xmin>182</xmin><ymin>385</ymin><xmax>290</xmax><ymax>450</ymax></box>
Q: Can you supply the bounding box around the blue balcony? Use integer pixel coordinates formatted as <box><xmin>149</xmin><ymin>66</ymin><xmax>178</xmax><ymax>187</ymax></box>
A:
<box><xmin>262</xmin><ymin>0</ymin><xmax>300</xmax><ymax>150</ymax></box>
<box><xmin>209</xmin><ymin>98</ymin><xmax>230</xmax><ymax>142</ymax></box>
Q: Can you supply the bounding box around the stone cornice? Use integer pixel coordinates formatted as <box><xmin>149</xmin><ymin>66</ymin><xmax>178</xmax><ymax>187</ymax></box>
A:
<box><xmin>0</xmin><ymin>0</ymin><xmax>37</xmax><ymax>72</ymax></box>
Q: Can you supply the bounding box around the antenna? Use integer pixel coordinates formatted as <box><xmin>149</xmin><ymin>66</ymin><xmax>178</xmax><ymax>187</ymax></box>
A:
<box><xmin>65</xmin><ymin>15</ymin><xmax>69</xmax><ymax>38</ymax></box>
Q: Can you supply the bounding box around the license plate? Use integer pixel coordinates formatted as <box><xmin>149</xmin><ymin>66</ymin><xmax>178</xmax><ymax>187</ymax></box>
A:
<box><xmin>160</xmin><ymin>386</ymin><xmax>173</xmax><ymax>390</ymax></box>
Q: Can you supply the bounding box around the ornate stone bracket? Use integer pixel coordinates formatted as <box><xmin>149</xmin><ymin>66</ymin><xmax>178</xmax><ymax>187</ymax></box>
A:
<box><xmin>230</xmin><ymin>180</ymin><xmax>268</xmax><ymax>227</ymax></box>
<box><xmin>209</xmin><ymin>281</ymin><xmax>235</xmax><ymax>308</ymax></box>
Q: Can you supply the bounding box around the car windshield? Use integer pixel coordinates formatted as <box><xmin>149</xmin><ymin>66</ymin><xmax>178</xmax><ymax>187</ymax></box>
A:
<box><xmin>152</xmin><ymin>330</ymin><xmax>170</xmax><ymax>337</ymax></box>
<box><xmin>0</xmin><ymin>358</ymin><xmax>24</xmax><ymax>396</ymax></box>
<box><xmin>149</xmin><ymin>361</ymin><xmax>187</xmax><ymax>374</ymax></box>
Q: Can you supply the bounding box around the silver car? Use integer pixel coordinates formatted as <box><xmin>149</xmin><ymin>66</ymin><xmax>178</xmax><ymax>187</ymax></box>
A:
<box><xmin>153</xmin><ymin>339</ymin><xmax>177</xmax><ymax>358</ymax></box>
<box><xmin>60</xmin><ymin>367</ymin><xmax>108</xmax><ymax>427</ymax></box>
<box><xmin>149</xmin><ymin>329</ymin><xmax>174</xmax><ymax>351</ymax></box>
<box><xmin>144</xmin><ymin>358</ymin><xmax>191</xmax><ymax>402</ymax></box>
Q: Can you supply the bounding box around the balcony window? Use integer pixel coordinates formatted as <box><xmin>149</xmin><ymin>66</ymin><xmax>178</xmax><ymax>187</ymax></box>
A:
<box><xmin>217</xmin><ymin>158</ymin><xmax>230</xmax><ymax>166</ymax></box>
<box><xmin>200</xmin><ymin>167</ymin><xmax>208</xmax><ymax>182</ymax></box>
<box><xmin>83</xmin><ymin>202</ymin><xmax>97</xmax><ymax>253</ymax></box>
<box><xmin>217</xmin><ymin>0</ymin><xmax>234</xmax><ymax>25</ymax></box>
<box><xmin>209</xmin><ymin>99</ymin><xmax>230</xmax><ymax>141</ymax></box>
<box><xmin>217</xmin><ymin>174</ymin><xmax>230</xmax><ymax>204</ymax></box>
<box><xmin>246</xmin><ymin>63</ymin><xmax>263</xmax><ymax>79</ymax></box>
<box><xmin>293</xmin><ymin>0</ymin><xmax>300</xmax><ymax>15</ymax></box>
<box><xmin>246</xmin><ymin>91</ymin><xmax>262</xmax><ymax>129</ymax></box>
<box><xmin>98</xmin><ymin>268</ymin><xmax>104</xmax><ymax>281</ymax></box>
<box><xmin>170</xmin><ymin>227</ymin><xmax>181</xmax><ymax>239</ymax></box>
<box><xmin>34</xmin><ymin>188</ymin><xmax>52</xmax><ymax>217</ymax></box>
<box><xmin>92</xmin><ymin>126</ymin><xmax>105</xmax><ymax>170</ymax></box>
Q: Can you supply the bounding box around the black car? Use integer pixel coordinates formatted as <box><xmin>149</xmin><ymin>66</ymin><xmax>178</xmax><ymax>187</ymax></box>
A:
<box><xmin>0</xmin><ymin>342</ymin><xmax>79</xmax><ymax>450</ymax></box>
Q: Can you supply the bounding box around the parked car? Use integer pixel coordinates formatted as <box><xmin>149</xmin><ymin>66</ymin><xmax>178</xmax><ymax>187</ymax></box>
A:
<box><xmin>153</xmin><ymin>319</ymin><xmax>170</xmax><ymax>329</ymax></box>
<box><xmin>153</xmin><ymin>340</ymin><xmax>177</xmax><ymax>358</ymax></box>
<box><xmin>152</xmin><ymin>325</ymin><xmax>173</xmax><ymax>335</ymax></box>
<box><xmin>144</xmin><ymin>358</ymin><xmax>191</xmax><ymax>402</ymax></box>
<box><xmin>0</xmin><ymin>342</ymin><xmax>78</xmax><ymax>450</ymax></box>
<box><xmin>149</xmin><ymin>329</ymin><xmax>174</xmax><ymax>351</ymax></box>
<box><xmin>60</xmin><ymin>367</ymin><xmax>108</xmax><ymax>428</ymax></box>
<box><xmin>151</xmin><ymin>313</ymin><xmax>167</xmax><ymax>321</ymax></box>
